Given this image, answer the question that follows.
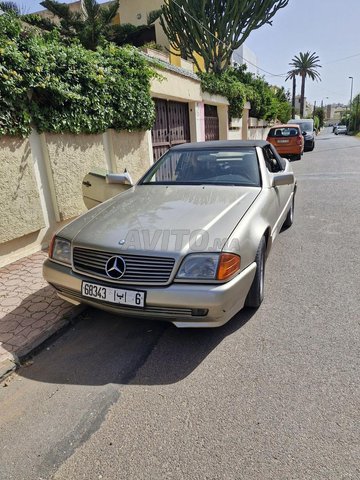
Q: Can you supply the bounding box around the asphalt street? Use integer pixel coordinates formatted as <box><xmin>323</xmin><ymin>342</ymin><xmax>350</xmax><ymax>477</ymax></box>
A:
<box><xmin>0</xmin><ymin>128</ymin><xmax>359</xmax><ymax>480</ymax></box>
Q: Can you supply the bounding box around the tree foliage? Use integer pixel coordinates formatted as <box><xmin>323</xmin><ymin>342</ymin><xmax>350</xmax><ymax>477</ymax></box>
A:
<box><xmin>199</xmin><ymin>66</ymin><xmax>291</xmax><ymax>122</ymax></box>
<box><xmin>199</xmin><ymin>69</ymin><xmax>247</xmax><ymax>118</ymax></box>
<box><xmin>108</xmin><ymin>9</ymin><xmax>162</xmax><ymax>47</ymax></box>
<box><xmin>0</xmin><ymin>1</ymin><xmax>20</xmax><ymax>14</ymax></box>
<box><xmin>288</xmin><ymin>51</ymin><xmax>321</xmax><ymax>117</ymax></box>
<box><xmin>38</xmin><ymin>0</ymin><xmax>120</xmax><ymax>50</ymax></box>
<box><xmin>285</xmin><ymin>69</ymin><xmax>296</xmax><ymax>119</ymax></box>
<box><xmin>313</xmin><ymin>107</ymin><xmax>324</xmax><ymax>128</ymax></box>
<box><xmin>0</xmin><ymin>14</ymin><xmax>156</xmax><ymax>136</ymax></box>
<box><xmin>350</xmin><ymin>93</ymin><xmax>360</xmax><ymax>132</ymax></box>
<box><xmin>160</xmin><ymin>0</ymin><xmax>289</xmax><ymax>73</ymax></box>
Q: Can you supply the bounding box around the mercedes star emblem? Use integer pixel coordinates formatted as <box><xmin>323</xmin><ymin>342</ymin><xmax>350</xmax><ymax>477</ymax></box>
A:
<box><xmin>105</xmin><ymin>256</ymin><xmax>126</xmax><ymax>279</ymax></box>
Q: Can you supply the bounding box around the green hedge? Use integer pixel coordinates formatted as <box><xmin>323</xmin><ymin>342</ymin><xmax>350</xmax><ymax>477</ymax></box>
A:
<box><xmin>199</xmin><ymin>69</ymin><xmax>247</xmax><ymax>119</ymax></box>
<box><xmin>199</xmin><ymin>66</ymin><xmax>291</xmax><ymax>123</ymax></box>
<box><xmin>0</xmin><ymin>15</ymin><xmax>156</xmax><ymax>136</ymax></box>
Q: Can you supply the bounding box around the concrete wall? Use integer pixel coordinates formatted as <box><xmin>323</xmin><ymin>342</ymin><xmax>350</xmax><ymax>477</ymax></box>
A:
<box><xmin>45</xmin><ymin>133</ymin><xmax>106</xmax><ymax>221</ymax></box>
<box><xmin>119</xmin><ymin>0</ymin><xmax>164</xmax><ymax>26</ymax></box>
<box><xmin>112</xmin><ymin>130</ymin><xmax>153</xmax><ymax>180</ymax></box>
<box><xmin>152</xmin><ymin>68</ymin><xmax>203</xmax><ymax>103</ymax></box>
<box><xmin>229</xmin><ymin>108</ymin><xmax>270</xmax><ymax>141</ymax></box>
<box><xmin>0</xmin><ymin>137</ymin><xmax>45</xmax><ymax>244</ymax></box>
<box><xmin>248</xmin><ymin>118</ymin><xmax>270</xmax><ymax>140</ymax></box>
<box><xmin>0</xmin><ymin>129</ymin><xmax>155</xmax><ymax>267</ymax></box>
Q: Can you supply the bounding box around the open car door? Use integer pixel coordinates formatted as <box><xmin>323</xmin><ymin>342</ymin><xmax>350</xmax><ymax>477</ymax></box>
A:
<box><xmin>82</xmin><ymin>169</ymin><xmax>133</xmax><ymax>209</ymax></box>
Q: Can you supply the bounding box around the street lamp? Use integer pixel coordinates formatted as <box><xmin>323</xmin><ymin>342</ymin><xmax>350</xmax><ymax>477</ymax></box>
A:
<box><xmin>349</xmin><ymin>76</ymin><xmax>354</xmax><ymax>131</ymax></box>
<box><xmin>321</xmin><ymin>96</ymin><xmax>329</xmax><ymax>108</ymax></box>
<box><xmin>321</xmin><ymin>97</ymin><xmax>329</xmax><ymax>127</ymax></box>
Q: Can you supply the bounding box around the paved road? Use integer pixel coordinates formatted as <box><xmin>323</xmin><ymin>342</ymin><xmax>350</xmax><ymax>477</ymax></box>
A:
<box><xmin>1</xmin><ymin>129</ymin><xmax>359</xmax><ymax>480</ymax></box>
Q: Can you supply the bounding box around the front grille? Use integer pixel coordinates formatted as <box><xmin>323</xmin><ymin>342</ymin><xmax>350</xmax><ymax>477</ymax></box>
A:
<box><xmin>73</xmin><ymin>247</ymin><xmax>175</xmax><ymax>285</ymax></box>
<box><xmin>55</xmin><ymin>285</ymin><xmax>194</xmax><ymax>317</ymax></box>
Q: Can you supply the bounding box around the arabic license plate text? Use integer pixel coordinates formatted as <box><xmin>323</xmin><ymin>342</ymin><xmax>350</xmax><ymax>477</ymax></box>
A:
<box><xmin>82</xmin><ymin>282</ymin><xmax>145</xmax><ymax>307</ymax></box>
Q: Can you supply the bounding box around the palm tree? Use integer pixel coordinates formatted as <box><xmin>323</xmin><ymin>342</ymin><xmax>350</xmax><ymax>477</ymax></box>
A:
<box><xmin>0</xmin><ymin>1</ymin><xmax>20</xmax><ymax>14</ymax></box>
<box><xmin>288</xmin><ymin>51</ymin><xmax>321</xmax><ymax>117</ymax></box>
<box><xmin>285</xmin><ymin>69</ymin><xmax>297</xmax><ymax>119</ymax></box>
<box><xmin>40</xmin><ymin>0</ymin><xmax>120</xmax><ymax>50</ymax></box>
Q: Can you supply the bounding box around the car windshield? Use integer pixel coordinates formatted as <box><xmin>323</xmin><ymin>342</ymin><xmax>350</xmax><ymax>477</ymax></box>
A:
<box><xmin>289</xmin><ymin>121</ymin><xmax>313</xmax><ymax>131</ymax></box>
<box><xmin>140</xmin><ymin>148</ymin><xmax>261</xmax><ymax>187</ymax></box>
<box><xmin>268</xmin><ymin>127</ymin><xmax>299</xmax><ymax>137</ymax></box>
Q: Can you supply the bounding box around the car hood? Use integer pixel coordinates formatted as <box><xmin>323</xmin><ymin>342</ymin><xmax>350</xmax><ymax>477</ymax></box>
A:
<box><xmin>66</xmin><ymin>185</ymin><xmax>260</xmax><ymax>256</ymax></box>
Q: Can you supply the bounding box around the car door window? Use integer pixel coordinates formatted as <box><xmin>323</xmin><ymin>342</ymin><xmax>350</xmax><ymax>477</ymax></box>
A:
<box><xmin>263</xmin><ymin>145</ymin><xmax>284</xmax><ymax>172</ymax></box>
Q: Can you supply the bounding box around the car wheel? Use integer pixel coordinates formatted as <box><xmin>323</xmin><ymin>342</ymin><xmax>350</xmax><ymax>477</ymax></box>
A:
<box><xmin>283</xmin><ymin>196</ymin><xmax>295</xmax><ymax>229</ymax></box>
<box><xmin>245</xmin><ymin>237</ymin><xmax>266</xmax><ymax>309</ymax></box>
<box><xmin>309</xmin><ymin>143</ymin><xmax>315</xmax><ymax>151</ymax></box>
<box><xmin>294</xmin><ymin>154</ymin><xmax>301</xmax><ymax>160</ymax></box>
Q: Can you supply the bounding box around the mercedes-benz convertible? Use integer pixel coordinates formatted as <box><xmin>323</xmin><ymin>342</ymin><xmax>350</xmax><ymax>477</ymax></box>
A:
<box><xmin>43</xmin><ymin>140</ymin><xmax>296</xmax><ymax>328</ymax></box>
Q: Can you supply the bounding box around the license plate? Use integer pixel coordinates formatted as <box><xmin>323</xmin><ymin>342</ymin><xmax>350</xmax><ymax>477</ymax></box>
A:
<box><xmin>277</xmin><ymin>139</ymin><xmax>289</xmax><ymax>143</ymax></box>
<box><xmin>82</xmin><ymin>281</ymin><xmax>145</xmax><ymax>308</ymax></box>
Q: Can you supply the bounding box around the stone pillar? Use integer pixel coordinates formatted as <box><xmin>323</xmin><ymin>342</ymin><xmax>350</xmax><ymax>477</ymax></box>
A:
<box><xmin>189</xmin><ymin>101</ymin><xmax>205</xmax><ymax>142</ymax></box>
<box><xmin>218</xmin><ymin>105</ymin><xmax>229</xmax><ymax>140</ymax></box>
<box><xmin>242</xmin><ymin>102</ymin><xmax>251</xmax><ymax>140</ymax></box>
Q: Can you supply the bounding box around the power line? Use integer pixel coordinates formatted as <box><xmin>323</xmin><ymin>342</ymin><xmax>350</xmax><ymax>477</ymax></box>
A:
<box><xmin>169</xmin><ymin>0</ymin><xmax>287</xmax><ymax>78</ymax></box>
<box><xmin>169</xmin><ymin>1</ymin><xmax>360</xmax><ymax>81</ymax></box>
<box><xmin>323</xmin><ymin>52</ymin><xmax>360</xmax><ymax>66</ymax></box>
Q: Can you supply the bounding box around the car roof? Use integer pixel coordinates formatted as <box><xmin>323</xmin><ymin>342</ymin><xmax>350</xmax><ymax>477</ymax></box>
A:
<box><xmin>288</xmin><ymin>119</ymin><xmax>313</xmax><ymax>123</ymax></box>
<box><xmin>269</xmin><ymin>124</ymin><xmax>300</xmax><ymax>129</ymax></box>
<box><xmin>170</xmin><ymin>140</ymin><xmax>268</xmax><ymax>151</ymax></box>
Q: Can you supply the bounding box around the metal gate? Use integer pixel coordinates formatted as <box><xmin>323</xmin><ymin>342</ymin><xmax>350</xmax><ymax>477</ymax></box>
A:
<box><xmin>152</xmin><ymin>99</ymin><xmax>190</xmax><ymax>162</ymax></box>
<box><xmin>204</xmin><ymin>104</ymin><xmax>219</xmax><ymax>141</ymax></box>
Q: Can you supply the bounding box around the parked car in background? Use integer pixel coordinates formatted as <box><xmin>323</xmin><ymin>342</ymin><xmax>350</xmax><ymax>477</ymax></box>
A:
<box><xmin>266</xmin><ymin>124</ymin><xmax>304</xmax><ymax>160</ymax></box>
<box><xmin>43</xmin><ymin>140</ymin><xmax>296</xmax><ymax>328</ymax></box>
<box><xmin>288</xmin><ymin>118</ymin><xmax>315</xmax><ymax>151</ymax></box>
<box><xmin>334</xmin><ymin>125</ymin><xmax>347</xmax><ymax>135</ymax></box>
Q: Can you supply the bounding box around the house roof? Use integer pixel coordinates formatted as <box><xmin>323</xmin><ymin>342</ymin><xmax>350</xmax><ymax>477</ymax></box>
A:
<box><xmin>140</xmin><ymin>52</ymin><xmax>200</xmax><ymax>82</ymax></box>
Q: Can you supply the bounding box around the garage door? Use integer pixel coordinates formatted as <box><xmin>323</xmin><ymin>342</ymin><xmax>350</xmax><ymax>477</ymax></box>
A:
<box><xmin>152</xmin><ymin>99</ymin><xmax>190</xmax><ymax>162</ymax></box>
<box><xmin>204</xmin><ymin>104</ymin><xmax>219</xmax><ymax>141</ymax></box>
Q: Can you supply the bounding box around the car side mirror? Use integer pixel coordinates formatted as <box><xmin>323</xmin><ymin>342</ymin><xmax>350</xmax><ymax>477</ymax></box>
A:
<box><xmin>106</xmin><ymin>172</ymin><xmax>133</xmax><ymax>185</ymax></box>
<box><xmin>272</xmin><ymin>172</ymin><xmax>294</xmax><ymax>187</ymax></box>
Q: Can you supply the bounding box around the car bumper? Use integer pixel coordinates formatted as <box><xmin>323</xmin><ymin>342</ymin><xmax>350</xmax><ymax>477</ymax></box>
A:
<box><xmin>274</xmin><ymin>146</ymin><xmax>303</xmax><ymax>156</ymax></box>
<box><xmin>304</xmin><ymin>138</ymin><xmax>314</xmax><ymax>149</ymax></box>
<box><xmin>43</xmin><ymin>258</ymin><xmax>257</xmax><ymax>328</ymax></box>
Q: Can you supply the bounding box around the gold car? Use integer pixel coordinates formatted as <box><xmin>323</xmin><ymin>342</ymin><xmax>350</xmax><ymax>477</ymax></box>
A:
<box><xmin>44</xmin><ymin>140</ymin><xmax>296</xmax><ymax>328</ymax></box>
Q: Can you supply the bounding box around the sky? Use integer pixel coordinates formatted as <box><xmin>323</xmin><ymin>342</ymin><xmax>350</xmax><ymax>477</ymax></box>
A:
<box><xmin>14</xmin><ymin>0</ymin><xmax>360</xmax><ymax>106</ymax></box>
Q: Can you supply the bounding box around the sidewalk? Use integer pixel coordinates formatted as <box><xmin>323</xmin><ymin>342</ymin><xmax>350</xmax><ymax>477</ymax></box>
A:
<box><xmin>0</xmin><ymin>251</ymin><xmax>83</xmax><ymax>380</ymax></box>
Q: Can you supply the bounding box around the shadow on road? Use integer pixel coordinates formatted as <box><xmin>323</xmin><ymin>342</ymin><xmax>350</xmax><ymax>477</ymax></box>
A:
<box><xmin>17</xmin><ymin>307</ymin><xmax>255</xmax><ymax>386</ymax></box>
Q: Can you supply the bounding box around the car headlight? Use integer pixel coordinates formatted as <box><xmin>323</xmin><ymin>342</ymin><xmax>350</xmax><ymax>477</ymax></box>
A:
<box><xmin>50</xmin><ymin>236</ymin><xmax>71</xmax><ymax>265</ymax></box>
<box><xmin>176</xmin><ymin>253</ymin><xmax>240</xmax><ymax>281</ymax></box>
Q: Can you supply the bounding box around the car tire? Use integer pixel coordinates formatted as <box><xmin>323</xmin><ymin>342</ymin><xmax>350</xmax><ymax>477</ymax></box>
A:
<box><xmin>294</xmin><ymin>154</ymin><xmax>301</xmax><ymax>160</ymax></box>
<box><xmin>245</xmin><ymin>237</ymin><xmax>266</xmax><ymax>309</ymax></box>
<box><xmin>283</xmin><ymin>196</ymin><xmax>295</xmax><ymax>229</ymax></box>
<box><xmin>309</xmin><ymin>143</ymin><xmax>315</xmax><ymax>151</ymax></box>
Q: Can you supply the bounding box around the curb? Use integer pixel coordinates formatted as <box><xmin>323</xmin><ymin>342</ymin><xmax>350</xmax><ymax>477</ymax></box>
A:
<box><xmin>0</xmin><ymin>304</ymin><xmax>86</xmax><ymax>383</ymax></box>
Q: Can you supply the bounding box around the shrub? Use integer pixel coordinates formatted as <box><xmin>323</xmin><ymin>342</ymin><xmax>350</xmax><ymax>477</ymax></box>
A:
<box><xmin>0</xmin><ymin>14</ymin><xmax>156</xmax><ymax>136</ymax></box>
<box><xmin>199</xmin><ymin>65</ymin><xmax>291</xmax><ymax>122</ymax></box>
